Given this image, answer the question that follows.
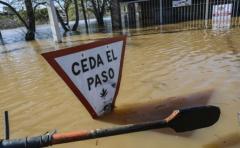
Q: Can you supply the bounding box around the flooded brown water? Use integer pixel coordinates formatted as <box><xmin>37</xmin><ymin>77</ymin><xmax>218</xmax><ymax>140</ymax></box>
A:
<box><xmin>0</xmin><ymin>28</ymin><xmax>240</xmax><ymax>148</ymax></box>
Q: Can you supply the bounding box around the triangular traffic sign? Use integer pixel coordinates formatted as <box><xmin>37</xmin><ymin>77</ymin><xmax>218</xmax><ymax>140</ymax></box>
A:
<box><xmin>42</xmin><ymin>36</ymin><xmax>127</xmax><ymax>118</ymax></box>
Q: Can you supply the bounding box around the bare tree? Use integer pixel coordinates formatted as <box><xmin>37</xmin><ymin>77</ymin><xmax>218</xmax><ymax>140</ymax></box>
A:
<box><xmin>110</xmin><ymin>0</ymin><xmax>122</xmax><ymax>30</ymax></box>
<box><xmin>55</xmin><ymin>0</ymin><xmax>71</xmax><ymax>31</ymax></box>
<box><xmin>87</xmin><ymin>0</ymin><xmax>110</xmax><ymax>27</ymax></box>
<box><xmin>80</xmin><ymin>0</ymin><xmax>89</xmax><ymax>33</ymax></box>
<box><xmin>72</xmin><ymin>0</ymin><xmax>79</xmax><ymax>31</ymax></box>
<box><xmin>0</xmin><ymin>1</ymin><xmax>28</xmax><ymax>29</ymax></box>
<box><xmin>0</xmin><ymin>0</ymin><xmax>35</xmax><ymax>40</ymax></box>
<box><xmin>55</xmin><ymin>0</ymin><xmax>80</xmax><ymax>32</ymax></box>
<box><xmin>33</xmin><ymin>0</ymin><xmax>47</xmax><ymax>12</ymax></box>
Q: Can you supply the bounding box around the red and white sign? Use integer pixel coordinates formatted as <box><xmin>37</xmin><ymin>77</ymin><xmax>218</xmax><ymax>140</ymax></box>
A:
<box><xmin>212</xmin><ymin>3</ymin><xmax>232</xmax><ymax>29</ymax></box>
<box><xmin>42</xmin><ymin>36</ymin><xmax>127</xmax><ymax>118</ymax></box>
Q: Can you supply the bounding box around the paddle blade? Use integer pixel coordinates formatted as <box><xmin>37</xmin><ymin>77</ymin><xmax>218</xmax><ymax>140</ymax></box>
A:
<box><xmin>168</xmin><ymin>105</ymin><xmax>220</xmax><ymax>132</ymax></box>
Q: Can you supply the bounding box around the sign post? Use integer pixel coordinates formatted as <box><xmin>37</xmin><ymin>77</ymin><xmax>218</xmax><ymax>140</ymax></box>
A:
<box><xmin>42</xmin><ymin>36</ymin><xmax>127</xmax><ymax>118</ymax></box>
<box><xmin>47</xmin><ymin>0</ymin><xmax>62</xmax><ymax>43</ymax></box>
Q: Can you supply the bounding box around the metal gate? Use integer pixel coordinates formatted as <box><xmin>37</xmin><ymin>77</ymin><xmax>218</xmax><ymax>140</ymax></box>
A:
<box><xmin>119</xmin><ymin>0</ymin><xmax>240</xmax><ymax>34</ymax></box>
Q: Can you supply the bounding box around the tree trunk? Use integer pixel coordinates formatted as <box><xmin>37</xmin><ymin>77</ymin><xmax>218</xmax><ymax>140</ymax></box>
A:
<box><xmin>110</xmin><ymin>0</ymin><xmax>122</xmax><ymax>30</ymax></box>
<box><xmin>24</xmin><ymin>0</ymin><xmax>35</xmax><ymax>41</ymax></box>
<box><xmin>55</xmin><ymin>9</ymin><xmax>70</xmax><ymax>32</ymax></box>
<box><xmin>72</xmin><ymin>0</ymin><xmax>79</xmax><ymax>31</ymax></box>
<box><xmin>96</xmin><ymin>14</ymin><xmax>104</xmax><ymax>27</ymax></box>
<box><xmin>80</xmin><ymin>0</ymin><xmax>89</xmax><ymax>33</ymax></box>
<box><xmin>90</xmin><ymin>0</ymin><xmax>104</xmax><ymax>27</ymax></box>
<box><xmin>65</xmin><ymin>7</ymin><xmax>70</xmax><ymax>29</ymax></box>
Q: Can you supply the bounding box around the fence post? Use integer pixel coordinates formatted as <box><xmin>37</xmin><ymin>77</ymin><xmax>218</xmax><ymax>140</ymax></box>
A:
<box><xmin>160</xmin><ymin>0</ymin><xmax>163</xmax><ymax>25</ymax></box>
<box><xmin>205</xmin><ymin>0</ymin><xmax>209</xmax><ymax>28</ymax></box>
<box><xmin>120</xmin><ymin>3</ymin><xmax>127</xmax><ymax>31</ymax></box>
<box><xmin>135</xmin><ymin>3</ymin><xmax>140</xmax><ymax>28</ymax></box>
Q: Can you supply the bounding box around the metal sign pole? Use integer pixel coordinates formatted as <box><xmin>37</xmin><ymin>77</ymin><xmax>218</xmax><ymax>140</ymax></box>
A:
<box><xmin>47</xmin><ymin>0</ymin><xmax>62</xmax><ymax>43</ymax></box>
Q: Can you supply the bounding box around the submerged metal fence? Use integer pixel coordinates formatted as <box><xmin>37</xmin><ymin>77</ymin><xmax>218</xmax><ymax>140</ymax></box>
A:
<box><xmin>120</xmin><ymin>0</ymin><xmax>240</xmax><ymax>34</ymax></box>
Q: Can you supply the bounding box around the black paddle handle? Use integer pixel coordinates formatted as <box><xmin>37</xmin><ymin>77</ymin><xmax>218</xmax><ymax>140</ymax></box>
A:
<box><xmin>0</xmin><ymin>134</ymin><xmax>52</xmax><ymax>148</ymax></box>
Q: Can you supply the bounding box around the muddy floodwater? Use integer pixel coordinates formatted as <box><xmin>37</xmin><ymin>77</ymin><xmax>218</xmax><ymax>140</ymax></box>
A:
<box><xmin>0</xmin><ymin>28</ymin><xmax>240</xmax><ymax>148</ymax></box>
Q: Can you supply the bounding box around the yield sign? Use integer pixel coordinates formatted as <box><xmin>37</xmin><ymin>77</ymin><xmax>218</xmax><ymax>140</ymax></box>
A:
<box><xmin>42</xmin><ymin>36</ymin><xmax>127</xmax><ymax>118</ymax></box>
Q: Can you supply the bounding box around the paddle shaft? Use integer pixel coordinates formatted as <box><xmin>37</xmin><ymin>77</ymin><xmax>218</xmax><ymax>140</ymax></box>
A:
<box><xmin>0</xmin><ymin>105</ymin><xmax>220</xmax><ymax>147</ymax></box>
<box><xmin>0</xmin><ymin>120</ymin><xmax>167</xmax><ymax>147</ymax></box>
<box><xmin>52</xmin><ymin>120</ymin><xmax>167</xmax><ymax>145</ymax></box>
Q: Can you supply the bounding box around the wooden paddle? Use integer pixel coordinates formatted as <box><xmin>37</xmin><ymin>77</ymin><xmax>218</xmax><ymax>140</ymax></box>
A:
<box><xmin>0</xmin><ymin>105</ymin><xmax>220</xmax><ymax>147</ymax></box>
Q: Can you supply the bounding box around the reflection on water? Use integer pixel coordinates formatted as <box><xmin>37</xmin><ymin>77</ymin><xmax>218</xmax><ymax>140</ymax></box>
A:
<box><xmin>0</xmin><ymin>27</ymin><xmax>240</xmax><ymax>147</ymax></box>
<box><xmin>99</xmin><ymin>89</ymin><xmax>214</xmax><ymax>126</ymax></box>
<box><xmin>0</xmin><ymin>17</ymin><xmax>113</xmax><ymax>44</ymax></box>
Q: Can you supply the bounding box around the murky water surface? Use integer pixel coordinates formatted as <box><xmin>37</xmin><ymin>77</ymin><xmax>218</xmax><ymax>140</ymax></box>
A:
<box><xmin>0</xmin><ymin>28</ymin><xmax>240</xmax><ymax>148</ymax></box>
